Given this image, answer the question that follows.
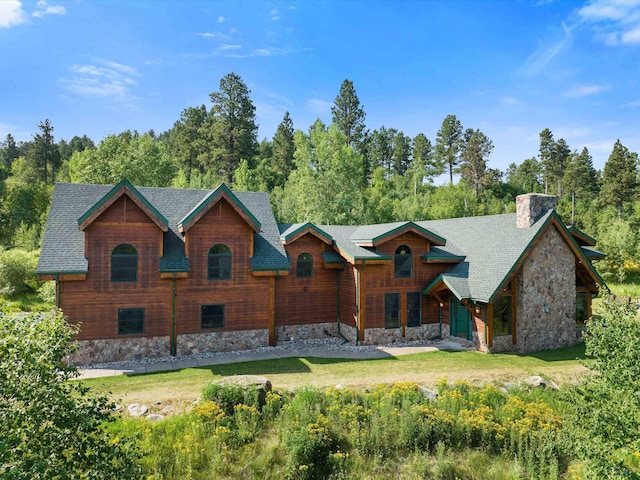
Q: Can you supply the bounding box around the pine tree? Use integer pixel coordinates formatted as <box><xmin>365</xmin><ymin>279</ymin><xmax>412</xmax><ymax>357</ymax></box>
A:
<box><xmin>459</xmin><ymin>128</ymin><xmax>494</xmax><ymax>196</ymax></box>
<box><xmin>538</xmin><ymin>128</ymin><xmax>555</xmax><ymax>194</ymax></box>
<box><xmin>29</xmin><ymin>119</ymin><xmax>60</xmax><ymax>184</ymax></box>
<box><xmin>199</xmin><ymin>73</ymin><xmax>258</xmax><ymax>184</ymax></box>
<box><xmin>435</xmin><ymin>114</ymin><xmax>463</xmax><ymax>185</ymax></box>
<box><xmin>331</xmin><ymin>79</ymin><xmax>367</xmax><ymax>152</ymax></box>
<box><xmin>563</xmin><ymin>147</ymin><xmax>599</xmax><ymax>224</ymax></box>
<box><xmin>167</xmin><ymin>105</ymin><xmax>208</xmax><ymax>182</ymax></box>
<box><xmin>271</xmin><ymin>111</ymin><xmax>295</xmax><ymax>185</ymax></box>
<box><xmin>601</xmin><ymin>140</ymin><xmax>638</xmax><ymax>217</ymax></box>
<box><xmin>1</xmin><ymin>133</ymin><xmax>19</xmax><ymax>169</ymax></box>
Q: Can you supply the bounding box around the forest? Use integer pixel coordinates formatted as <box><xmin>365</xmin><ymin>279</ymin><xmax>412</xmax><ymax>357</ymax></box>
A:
<box><xmin>1</xmin><ymin>72</ymin><xmax>639</xmax><ymax>285</ymax></box>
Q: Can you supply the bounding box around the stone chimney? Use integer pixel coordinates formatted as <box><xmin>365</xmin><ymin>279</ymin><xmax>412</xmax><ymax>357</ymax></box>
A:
<box><xmin>516</xmin><ymin>193</ymin><xmax>557</xmax><ymax>228</ymax></box>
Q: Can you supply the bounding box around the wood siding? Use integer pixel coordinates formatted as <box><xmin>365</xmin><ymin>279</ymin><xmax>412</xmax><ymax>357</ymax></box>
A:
<box><xmin>276</xmin><ymin>234</ymin><xmax>337</xmax><ymax>326</ymax></box>
<box><xmin>360</xmin><ymin>232</ymin><xmax>450</xmax><ymax>332</ymax></box>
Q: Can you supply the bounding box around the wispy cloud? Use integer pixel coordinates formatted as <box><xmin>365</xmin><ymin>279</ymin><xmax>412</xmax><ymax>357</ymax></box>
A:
<box><xmin>217</xmin><ymin>16</ymin><xmax>228</xmax><ymax>23</ymax></box>
<box><xmin>33</xmin><ymin>0</ymin><xmax>66</xmax><ymax>18</ymax></box>
<box><xmin>0</xmin><ymin>0</ymin><xmax>26</xmax><ymax>28</ymax></box>
<box><xmin>197</xmin><ymin>31</ymin><xmax>231</xmax><ymax>41</ymax></box>
<box><xmin>564</xmin><ymin>83</ymin><xmax>608</xmax><ymax>97</ymax></box>
<box><xmin>270</xmin><ymin>9</ymin><xmax>280</xmax><ymax>21</ymax></box>
<box><xmin>59</xmin><ymin>58</ymin><xmax>141</xmax><ymax>108</ymax></box>
<box><xmin>501</xmin><ymin>96</ymin><xmax>521</xmax><ymax>106</ymax></box>
<box><xmin>218</xmin><ymin>44</ymin><xmax>242</xmax><ymax>51</ymax></box>
<box><xmin>223</xmin><ymin>46</ymin><xmax>301</xmax><ymax>58</ymax></box>
<box><xmin>519</xmin><ymin>22</ymin><xmax>573</xmax><ymax>76</ymax></box>
<box><xmin>577</xmin><ymin>0</ymin><xmax>640</xmax><ymax>45</ymax></box>
<box><xmin>306</xmin><ymin>98</ymin><xmax>332</xmax><ymax>115</ymax></box>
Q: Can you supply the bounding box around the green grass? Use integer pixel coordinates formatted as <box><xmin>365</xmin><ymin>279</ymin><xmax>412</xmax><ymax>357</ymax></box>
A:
<box><xmin>0</xmin><ymin>291</ymin><xmax>55</xmax><ymax>313</ymax></box>
<box><xmin>83</xmin><ymin>345</ymin><xmax>588</xmax><ymax>412</ymax></box>
<box><xmin>604</xmin><ymin>279</ymin><xmax>640</xmax><ymax>298</ymax></box>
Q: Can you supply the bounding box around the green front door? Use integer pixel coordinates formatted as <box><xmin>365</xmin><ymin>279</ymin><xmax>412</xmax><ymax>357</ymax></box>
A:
<box><xmin>450</xmin><ymin>298</ymin><xmax>471</xmax><ymax>340</ymax></box>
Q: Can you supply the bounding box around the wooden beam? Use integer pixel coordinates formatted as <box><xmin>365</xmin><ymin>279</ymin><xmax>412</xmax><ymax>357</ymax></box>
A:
<box><xmin>252</xmin><ymin>270</ymin><xmax>289</xmax><ymax>277</ymax></box>
<box><xmin>160</xmin><ymin>272</ymin><xmax>188</xmax><ymax>279</ymax></box>
<box><xmin>511</xmin><ymin>277</ymin><xmax>517</xmax><ymax>345</ymax></box>
<box><xmin>486</xmin><ymin>303</ymin><xmax>493</xmax><ymax>349</ymax></box>
<box><xmin>269</xmin><ymin>276</ymin><xmax>275</xmax><ymax>346</ymax></box>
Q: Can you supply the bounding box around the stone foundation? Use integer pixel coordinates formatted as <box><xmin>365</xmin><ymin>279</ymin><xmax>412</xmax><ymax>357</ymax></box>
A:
<box><xmin>491</xmin><ymin>334</ymin><xmax>516</xmax><ymax>353</ymax></box>
<box><xmin>68</xmin><ymin>336</ymin><xmax>170</xmax><ymax>365</ymax></box>
<box><xmin>338</xmin><ymin>323</ymin><xmax>358</xmax><ymax>343</ymax></box>
<box><xmin>177</xmin><ymin>329</ymin><xmax>269</xmax><ymax>355</ymax></box>
<box><xmin>276</xmin><ymin>322</ymin><xmax>338</xmax><ymax>342</ymax></box>
<box><xmin>365</xmin><ymin>323</ymin><xmax>447</xmax><ymax>344</ymax></box>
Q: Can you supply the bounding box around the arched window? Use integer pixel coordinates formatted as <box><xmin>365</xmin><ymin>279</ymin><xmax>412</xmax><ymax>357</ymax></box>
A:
<box><xmin>394</xmin><ymin>245</ymin><xmax>412</xmax><ymax>278</ymax></box>
<box><xmin>208</xmin><ymin>244</ymin><xmax>231</xmax><ymax>280</ymax></box>
<box><xmin>297</xmin><ymin>252</ymin><xmax>313</xmax><ymax>278</ymax></box>
<box><xmin>111</xmin><ymin>244</ymin><xmax>138</xmax><ymax>282</ymax></box>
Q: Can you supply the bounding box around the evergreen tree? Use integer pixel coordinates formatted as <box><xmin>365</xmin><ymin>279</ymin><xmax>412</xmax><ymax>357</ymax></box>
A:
<box><xmin>391</xmin><ymin>131</ymin><xmax>412</xmax><ymax>176</ymax></box>
<box><xmin>29</xmin><ymin>119</ymin><xmax>61</xmax><ymax>184</ymax></box>
<box><xmin>1</xmin><ymin>133</ymin><xmax>19</xmax><ymax>169</ymax></box>
<box><xmin>167</xmin><ymin>105</ymin><xmax>208</xmax><ymax>182</ymax></box>
<box><xmin>459</xmin><ymin>128</ymin><xmax>494</xmax><ymax>196</ymax></box>
<box><xmin>506</xmin><ymin>158</ymin><xmax>543</xmax><ymax>193</ymax></box>
<box><xmin>368</xmin><ymin>127</ymin><xmax>394</xmax><ymax>174</ymax></box>
<box><xmin>538</xmin><ymin>128</ymin><xmax>555</xmax><ymax>195</ymax></box>
<box><xmin>435</xmin><ymin>114</ymin><xmax>463</xmax><ymax>185</ymax></box>
<box><xmin>199</xmin><ymin>73</ymin><xmax>258</xmax><ymax>184</ymax></box>
<box><xmin>413</xmin><ymin>133</ymin><xmax>443</xmax><ymax>183</ymax></box>
<box><xmin>563</xmin><ymin>147</ymin><xmax>599</xmax><ymax>224</ymax></box>
<box><xmin>271</xmin><ymin>111</ymin><xmax>295</xmax><ymax>185</ymax></box>
<box><xmin>331</xmin><ymin>79</ymin><xmax>367</xmax><ymax>152</ymax></box>
<box><xmin>601</xmin><ymin>140</ymin><xmax>638</xmax><ymax>217</ymax></box>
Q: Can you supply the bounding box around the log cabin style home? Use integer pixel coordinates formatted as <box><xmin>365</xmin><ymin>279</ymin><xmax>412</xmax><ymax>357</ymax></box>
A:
<box><xmin>37</xmin><ymin>180</ymin><xmax>607</xmax><ymax>364</ymax></box>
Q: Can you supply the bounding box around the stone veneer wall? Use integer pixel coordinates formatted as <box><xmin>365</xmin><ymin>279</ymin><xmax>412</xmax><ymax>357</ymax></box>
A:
<box><xmin>276</xmin><ymin>322</ymin><xmax>338</xmax><ymax>342</ymax></box>
<box><xmin>491</xmin><ymin>334</ymin><xmax>515</xmax><ymax>353</ymax></box>
<box><xmin>338</xmin><ymin>323</ymin><xmax>358</xmax><ymax>343</ymax></box>
<box><xmin>177</xmin><ymin>329</ymin><xmax>269</xmax><ymax>356</ymax></box>
<box><xmin>516</xmin><ymin>194</ymin><xmax>557</xmax><ymax>228</ymax></box>
<box><xmin>515</xmin><ymin>225</ymin><xmax>576</xmax><ymax>353</ymax></box>
<box><xmin>364</xmin><ymin>324</ymin><xmax>447</xmax><ymax>344</ymax></box>
<box><xmin>68</xmin><ymin>336</ymin><xmax>170</xmax><ymax>365</ymax></box>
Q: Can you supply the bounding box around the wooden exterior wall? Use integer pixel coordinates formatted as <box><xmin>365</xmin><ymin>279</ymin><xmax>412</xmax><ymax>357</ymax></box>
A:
<box><xmin>359</xmin><ymin>232</ymin><xmax>451</xmax><ymax>332</ymax></box>
<box><xmin>339</xmin><ymin>265</ymin><xmax>357</xmax><ymax>328</ymax></box>
<box><xmin>177</xmin><ymin>199</ymin><xmax>270</xmax><ymax>334</ymax></box>
<box><xmin>275</xmin><ymin>234</ymin><xmax>337</xmax><ymax>326</ymax></box>
<box><xmin>61</xmin><ymin>196</ymin><xmax>170</xmax><ymax>340</ymax></box>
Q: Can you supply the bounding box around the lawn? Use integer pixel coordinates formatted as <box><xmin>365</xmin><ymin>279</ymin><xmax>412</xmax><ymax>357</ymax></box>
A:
<box><xmin>82</xmin><ymin>344</ymin><xmax>588</xmax><ymax>414</ymax></box>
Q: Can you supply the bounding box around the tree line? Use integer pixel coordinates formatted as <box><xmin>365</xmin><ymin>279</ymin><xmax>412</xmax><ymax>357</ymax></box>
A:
<box><xmin>1</xmin><ymin>72</ymin><xmax>639</xmax><ymax>282</ymax></box>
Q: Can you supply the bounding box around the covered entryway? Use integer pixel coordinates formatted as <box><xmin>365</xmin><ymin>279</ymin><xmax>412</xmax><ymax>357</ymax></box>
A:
<box><xmin>449</xmin><ymin>298</ymin><xmax>471</xmax><ymax>340</ymax></box>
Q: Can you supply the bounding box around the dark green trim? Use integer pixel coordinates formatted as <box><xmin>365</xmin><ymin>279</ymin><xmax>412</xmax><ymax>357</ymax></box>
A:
<box><xmin>322</xmin><ymin>250</ymin><xmax>345</xmax><ymax>266</ymax></box>
<box><xmin>422</xmin><ymin>274</ymin><xmax>465</xmax><ymax>301</ymax></box>
<box><xmin>77</xmin><ymin>179</ymin><xmax>168</xmax><ymax>228</ymax></box>
<box><xmin>487</xmin><ymin>211</ymin><xmax>608</xmax><ymax>303</ymax></box>
<box><xmin>568</xmin><ymin>226</ymin><xmax>597</xmax><ymax>246</ymax></box>
<box><xmin>178</xmin><ymin>184</ymin><xmax>261</xmax><ymax>231</ymax></box>
<box><xmin>353</xmin><ymin>221</ymin><xmax>446</xmax><ymax>246</ymax></box>
<box><xmin>281</xmin><ymin>222</ymin><xmax>333</xmax><ymax>244</ymax></box>
<box><xmin>582</xmin><ymin>247</ymin><xmax>606</xmax><ymax>259</ymax></box>
<box><xmin>421</xmin><ymin>252</ymin><xmax>466</xmax><ymax>262</ymax></box>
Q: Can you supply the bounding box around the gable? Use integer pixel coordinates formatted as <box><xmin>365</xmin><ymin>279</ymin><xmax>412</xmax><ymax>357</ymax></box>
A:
<box><xmin>78</xmin><ymin>179</ymin><xmax>168</xmax><ymax>232</ymax></box>
<box><xmin>178</xmin><ymin>184</ymin><xmax>260</xmax><ymax>234</ymax></box>
<box><xmin>87</xmin><ymin>195</ymin><xmax>155</xmax><ymax>225</ymax></box>
<box><xmin>280</xmin><ymin>223</ymin><xmax>333</xmax><ymax>246</ymax></box>
<box><xmin>351</xmin><ymin>221</ymin><xmax>446</xmax><ymax>248</ymax></box>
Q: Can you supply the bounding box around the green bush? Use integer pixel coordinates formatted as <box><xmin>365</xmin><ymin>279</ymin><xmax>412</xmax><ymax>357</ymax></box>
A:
<box><xmin>201</xmin><ymin>381</ymin><xmax>263</xmax><ymax>415</ymax></box>
<box><xmin>0</xmin><ymin>310</ymin><xmax>142</xmax><ymax>478</ymax></box>
<box><xmin>0</xmin><ymin>248</ymin><xmax>40</xmax><ymax>297</ymax></box>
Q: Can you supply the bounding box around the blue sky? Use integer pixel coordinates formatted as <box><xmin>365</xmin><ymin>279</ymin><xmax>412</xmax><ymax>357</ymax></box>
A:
<box><xmin>1</xmin><ymin>0</ymin><xmax>639</xmax><ymax>180</ymax></box>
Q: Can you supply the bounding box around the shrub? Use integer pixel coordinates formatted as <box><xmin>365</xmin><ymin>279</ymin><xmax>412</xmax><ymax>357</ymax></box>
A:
<box><xmin>201</xmin><ymin>381</ymin><xmax>263</xmax><ymax>415</ymax></box>
<box><xmin>0</xmin><ymin>248</ymin><xmax>40</xmax><ymax>297</ymax></box>
<box><xmin>0</xmin><ymin>310</ymin><xmax>142</xmax><ymax>478</ymax></box>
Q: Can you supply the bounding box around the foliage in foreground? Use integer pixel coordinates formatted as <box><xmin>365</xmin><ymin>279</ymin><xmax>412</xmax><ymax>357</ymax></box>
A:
<box><xmin>114</xmin><ymin>380</ymin><xmax>568</xmax><ymax>479</ymax></box>
<box><xmin>565</xmin><ymin>300</ymin><xmax>640</xmax><ymax>478</ymax></box>
<box><xmin>0</xmin><ymin>310</ymin><xmax>142</xmax><ymax>479</ymax></box>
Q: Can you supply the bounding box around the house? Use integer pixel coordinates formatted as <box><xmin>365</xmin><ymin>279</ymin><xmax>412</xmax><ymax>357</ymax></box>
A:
<box><xmin>37</xmin><ymin>181</ymin><xmax>606</xmax><ymax>364</ymax></box>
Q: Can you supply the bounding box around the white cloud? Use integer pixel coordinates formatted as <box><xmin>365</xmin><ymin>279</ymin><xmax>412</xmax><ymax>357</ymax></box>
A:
<box><xmin>217</xmin><ymin>16</ymin><xmax>228</xmax><ymax>23</ymax></box>
<box><xmin>271</xmin><ymin>9</ymin><xmax>280</xmax><ymax>21</ymax></box>
<box><xmin>520</xmin><ymin>22</ymin><xmax>573</xmax><ymax>76</ymax></box>
<box><xmin>218</xmin><ymin>44</ymin><xmax>242</xmax><ymax>51</ymax></box>
<box><xmin>33</xmin><ymin>0</ymin><xmax>66</xmax><ymax>18</ymax></box>
<box><xmin>60</xmin><ymin>58</ymin><xmax>140</xmax><ymax>105</ymax></box>
<box><xmin>577</xmin><ymin>0</ymin><xmax>640</xmax><ymax>46</ymax></box>
<box><xmin>306</xmin><ymin>98</ymin><xmax>332</xmax><ymax>115</ymax></box>
<box><xmin>564</xmin><ymin>84</ymin><xmax>607</xmax><ymax>97</ymax></box>
<box><xmin>197</xmin><ymin>31</ymin><xmax>231</xmax><ymax>41</ymax></box>
<box><xmin>501</xmin><ymin>96</ymin><xmax>521</xmax><ymax>106</ymax></box>
<box><xmin>0</xmin><ymin>0</ymin><xmax>26</xmax><ymax>28</ymax></box>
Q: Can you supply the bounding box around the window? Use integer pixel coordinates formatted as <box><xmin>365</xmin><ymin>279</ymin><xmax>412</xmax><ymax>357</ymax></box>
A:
<box><xmin>384</xmin><ymin>293</ymin><xmax>400</xmax><ymax>329</ymax></box>
<box><xmin>394</xmin><ymin>245</ymin><xmax>412</xmax><ymax>278</ymax></box>
<box><xmin>493</xmin><ymin>296</ymin><xmax>512</xmax><ymax>336</ymax></box>
<box><xmin>111</xmin><ymin>244</ymin><xmax>137</xmax><ymax>282</ymax></box>
<box><xmin>576</xmin><ymin>291</ymin><xmax>588</xmax><ymax>326</ymax></box>
<box><xmin>208</xmin><ymin>244</ymin><xmax>231</xmax><ymax>280</ymax></box>
<box><xmin>407</xmin><ymin>292</ymin><xmax>422</xmax><ymax>327</ymax></box>
<box><xmin>202</xmin><ymin>304</ymin><xmax>224</xmax><ymax>329</ymax></box>
<box><xmin>297</xmin><ymin>252</ymin><xmax>313</xmax><ymax>278</ymax></box>
<box><xmin>118</xmin><ymin>308</ymin><xmax>144</xmax><ymax>335</ymax></box>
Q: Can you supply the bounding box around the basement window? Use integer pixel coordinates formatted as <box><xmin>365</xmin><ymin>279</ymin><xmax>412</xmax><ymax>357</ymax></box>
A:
<box><xmin>118</xmin><ymin>308</ymin><xmax>144</xmax><ymax>335</ymax></box>
<box><xmin>202</xmin><ymin>304</ymin><xmax>224</xmax><ymax>329</ymax></box>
